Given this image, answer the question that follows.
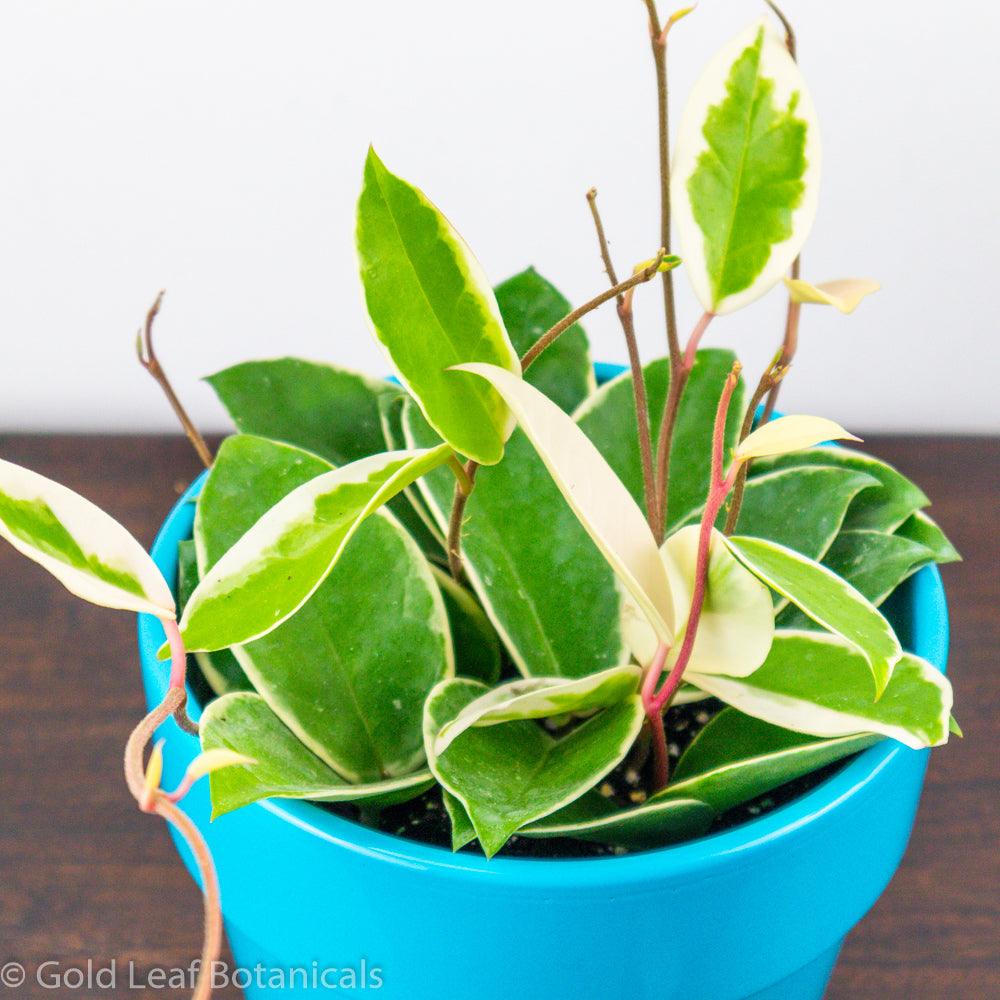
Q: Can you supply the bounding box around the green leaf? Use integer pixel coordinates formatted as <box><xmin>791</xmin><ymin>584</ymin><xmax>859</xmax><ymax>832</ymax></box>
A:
<box><xmin>808</xmin><ymin>529</ymin><xmax>935</xmax><ymax>608</ymax></box>
<box><xmin>687</xmin><ymin>631</ymin><xmax>952</xmax><ymax>749</ymax></box>
<box><xmin>442</xmin><ymin>789</ymin><xmax>478</xmax><ymax>851</ymax></box>
<box><xmin>425</xmin><ymin>678</ymin><xmax>645</xmax><ymax>857</ymax></box>
<box><xmin>205</xmin><ymin>358</ymin><xmax>400</xmax><ymax>466</ymax></box>
<box><xmin>749</xmin><ymin>446</ymin><xmax>929</xmax><ymax>533</ymax></box>
<box><xmin>194</xmin><ymin>435</ymin><xmax>333</xmax><ymax>566</ymax></box>
<box><xmin>430</xmin><ymin>566</ymin><xmax>502</xmax><ymax>685</ymax></box>
<box><xmin>176</xmin><ymin>540</ymin><xmax>251</xmax><ymax>695</ymax></box>
<box><xmin>0</xmin><ymin>458</ymin><xmax>173</xmax><ymax>616</ymax></box>
<box><xmin>520</xmin><ymin>793</ymin><xmax>714</xmax><ymax>850</ymax></box>
<box><xmin>661</xmin><ymin>707</ymin><xmax>881</xmax><ymax>813</ymax></box>
<box><xmin>494</xmin><ymin>267</ymin><xmax>594</xmax><ymax>413</ymax></box>
<box><xmin>200</xmin><ymin>692</ymin><xmax>434</xmax><ymax>818</ymax></box>
<box><xmin>673</xmin><ymin>21</ymin><xmax>820</xmax><ymax>314</ymax></box>
<box><xmin>575</xmin><ymin>350</ymin><xmax>744</xmax><ymax>535</ymax></box>
<box><xmin>180</xmin><ymin>443</ymin><xmax>451</xmax><ymax>652</ymax></box>
<box><xmin>622</xmin><ymin>526</ymin><xmax>773</xmax><ymax>678</ymax></box>
<box><xmin>195</xmin><ymin>435</ymin><xmax>452</xmax><ymax>782</ymax></box>
<box><xmin>726</xmin><ymin>535</ymin><xmax>902</xmax><ymax>695</ymax></box>
<box><xmin>404</xmin><ymin>400</ymin><xmax>627</xmax><ymax>679</ymax></box>
<box><xmin>356</xmin><ymin>148</ymin><xmax>520</xmax><ymax>465</ymax></box>
<box><xmin>457</xmin><ymin>363</ymin><xmax>675</xmax><ymax>643</ymax></box>
<box><xmin>207</xmin><ymin>357</ymin><xmax>444</xmax><ymax>558</ymax></box>
<box><xmin>726</xmin><ymin>465</ymin><xmax>879</xmax><ymax>565</ymax></box>
<box><xmin>376</xmin><ymin>392</ymin><xmax>448</xmax><ymax>556</ymax></box>
<box><xmin>433</xmin><ymin>665</ymin><xmax>641</xmax><ymax>756</ymax></box>
<box><xmin>895</xmin><ymin>510</ymin><xmax>961</xmax><ymax>564</ymax></box>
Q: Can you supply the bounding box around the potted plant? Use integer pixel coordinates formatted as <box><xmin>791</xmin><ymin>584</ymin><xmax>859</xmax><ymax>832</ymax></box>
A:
<box><xmin>1</xmin><ymin>6</ymin><xmax>960</xmax><ymax>999</ymax></box>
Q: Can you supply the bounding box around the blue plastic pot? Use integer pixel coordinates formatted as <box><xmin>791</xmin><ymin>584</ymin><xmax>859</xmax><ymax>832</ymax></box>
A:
<box><xmin>137</xmin><ymin>369</ymin><xmax>949</xmax><ymax>1000</ymax></box>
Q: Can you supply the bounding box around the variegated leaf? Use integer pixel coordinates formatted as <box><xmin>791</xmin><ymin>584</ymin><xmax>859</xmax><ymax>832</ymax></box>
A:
<box><xmin>0</xmin><ymin>459</ymin><xmax>173</xmax><ymax>616</ymax></box>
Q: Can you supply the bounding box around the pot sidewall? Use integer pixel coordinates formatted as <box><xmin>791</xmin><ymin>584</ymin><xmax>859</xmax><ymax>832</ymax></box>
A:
<box><xmin>139</xmin><ymin>471</ymin><xmax>947</xmax><ymax>1000</ymax></box>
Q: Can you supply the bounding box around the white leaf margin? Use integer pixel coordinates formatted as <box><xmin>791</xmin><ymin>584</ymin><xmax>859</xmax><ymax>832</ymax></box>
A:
<box><xmin>180</xmin><ymin>445</ymin><xmax>451</xmax><ymax>650</ymax></box>
<box><xmin>688</xmin><ymin>631</ymin><xmax>952</xmax><ymax>749</ymax></box>
<box><xmin>432</xmin><ymin>665</ymin><xmax>641</xmax><ymax>756</ymax></box>
<box><xmin>358</xmin><ymin>148</ymin><xmax>522</xmax><ymax>466</ymax></box>
<box><xmin>672</xmin><ymin>18</ymin><xmax>822</xmax><ymax>315</ymax></box>
<box><xmin>0</xmin><ymin>458</ymin><xmax>173</xmax><ymax>616</ymax></box>
<box><xmin>456</xmin><ymin>363</ymin><xmax>677</xmax><ymax>643</ymax></box>
<box><xmin>725</xmin><ymin>533</ymin><xmax>902</xmax><ymax>695</ymax></box>
<box><xmin>621</xmin><ymin>526</ymin><xmax>774</xmax><ymax>678</ymax></box>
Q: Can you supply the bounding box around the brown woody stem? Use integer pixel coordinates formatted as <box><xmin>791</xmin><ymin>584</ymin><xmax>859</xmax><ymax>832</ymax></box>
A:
<box><xmin>764</xmin><ymin>0</ymin><xmax>797</xmax><ymax>58</ymax></box>
<box><xmin>519</xmin><ymin>254</ymin><xmax>666</xmax><ymax>373</ymax></box>
<box><xmin>445</xmin><ymin>253</ymin><xmax>666</xmax><ymax>580</ymax></box>
<box><xmin>653</xmin><ymin>310</ymin><xmax>715</xmax><ymax>531</ymax></box>
<box><xmin>153</xmin><ymin>798</ymin><xmax>223</xmax><ymax>1000</ymax></box>
<box><xmin>724</xmin><ymin>362</ymin><xmax>788</xmax><ymax>534</ymax></box>
<box><xmin>762</xmin><ymin>297</ymin><xmax>800</xmax><ymax>422</ymax></box>
<box><xmin>586</xmin><ymin>188</ymin><xmax>659</xmax><ymax>536</ymax></box>
<box><xmin>447</xmin><ymin>454</ymin><xmax>474</xmax><ymax>495</ymax></box>
<box><xmin>761</xmin><ymin>0</ymin><xmax>801</xmax><ymax>421</ymax></box>
<box><xmin>641</xmin><ymin>0</ymin><xmax>680</xmax><ymax>364</ymax></box>
<box><xmin>136</xmin><ymin>291</ymin><xmax>214</xmax><ymax>469</ymax></box>
<box><xmin>446</xmin><ymin>460</ymin><xmax>479</xmax><ymax>582</ymax></box>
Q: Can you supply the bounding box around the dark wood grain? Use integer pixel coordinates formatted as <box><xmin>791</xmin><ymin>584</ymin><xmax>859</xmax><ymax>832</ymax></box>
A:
<box><xmin>0</xmin><ymin>433</ymin><xmax>997</xmax><ymax>999</ymax></box>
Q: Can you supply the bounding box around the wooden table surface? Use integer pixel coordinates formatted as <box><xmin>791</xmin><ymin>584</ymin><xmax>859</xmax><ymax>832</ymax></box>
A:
<box><xmin>1</xmin><ymin>433</ymin><xmax>997</xmax><ymax>999</ymax></box>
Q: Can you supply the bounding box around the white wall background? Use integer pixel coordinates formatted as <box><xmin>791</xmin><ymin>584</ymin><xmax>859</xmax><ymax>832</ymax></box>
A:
<box><xmin>0</xmin><ymin>0</ymin><xmax>997</xmax><ymax>433</ymax></box>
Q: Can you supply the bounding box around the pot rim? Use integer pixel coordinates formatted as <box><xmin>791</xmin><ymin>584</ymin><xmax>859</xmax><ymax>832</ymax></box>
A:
<box><xmin>139</xmin><ymin>452</ymin><xmax>949</xmax><ymax>888</ymax></box>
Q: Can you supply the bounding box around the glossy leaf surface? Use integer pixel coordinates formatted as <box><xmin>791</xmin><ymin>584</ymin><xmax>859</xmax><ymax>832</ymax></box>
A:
<box><xmin>688</xmin><ymin>631</ymin><xmax>952</xmax><ymax>749</ymax></box>
<box><xmin>737</xmin><ymin>415</ymin><xmax>858</xmax><ymax>463</ymax></box>
<box><xmin>205</xmin><ymin>358</ymin><xmax>398</xmax><ymax>466</ymax></box>
<box><xmin>520</xmin><ymin>793</ymin><xmax>714</xmax><ymax>849</ymax></box>
<box><xmin>356</xmin><ymin>148</ymin><xmax>520</xmax><ymax>465</ymax></box>
<box><xmin>195</xmin><ymin>435</ymin><xmax>452</xmax><ymax>781</ymax></box>
<box><xmin>176</xmin><ymin>539</ymin><xmax>251</xmax><ymax>694</ymax></box>
<box><xmin>425</xmin><ymin>678</ymin><xmax>644</xmax><ymax>857</ymax></box>
<box><xmin>405</xmin><ymin>401</ymin><xmax>627</xmax><ymax>679</ymax></box>
<box><xmin>662</xmin><ymin>707</ymin><xmax>880</xmax><ymax>812</ymax></box>
<box><xmin>201</xmin><ymin>693</ymin><xmax>433</xmax><ymax>817</ymax></box>
<box><xmin>575</xmin><ymin>351</ymin><xmax>743</xmax><ymax>535</ymax></box>
<box><xmin>622</xmin><ymin>526</ymin><xmax>773</xmax><ymax>678</ymax></box>
<box><xmin>727</xmin><ymin>534</ymin><xmax>902</xmax><ymax>694</ymax></box>
<box><xmin>749</xmin><ymin>446</ymin><xmax>928</xmax><ymax>534</ymax></box>
<box><xmin>180</xmin><ymin>444</ymin><xmax>450</xmax><ymax>651</ymax></box>
<box><xmin>0</xmin><ymin>458</ymin><xmax>173</xmax><ymax>616</ymax></box>
<box><xmin>432</xmin><ymin>665</ymin><xmax>640</xmax><ymax>755</ymax></box>
<box><xmin>458</xmin><ymin>363</ymin><xmax>676</xmax><ymax>643</ymax></box>
<box><xmin>673</xmin><ymin>21</ymin><xmax>821</xmax><ymax>313</ymax></box>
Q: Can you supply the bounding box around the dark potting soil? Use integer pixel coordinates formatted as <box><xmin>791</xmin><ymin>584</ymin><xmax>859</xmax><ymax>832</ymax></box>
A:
<box><xmin>317</xmin><ymin>697</ymin><xmax>854</xmax><ymax>860</ymax></box>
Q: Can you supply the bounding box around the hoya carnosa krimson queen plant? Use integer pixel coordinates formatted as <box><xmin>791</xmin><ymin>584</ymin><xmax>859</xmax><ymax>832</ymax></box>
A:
<box><xmin>1</xmin><ymin>5</ymin><xmax>958</xmax><ymax>1000</ymax></box>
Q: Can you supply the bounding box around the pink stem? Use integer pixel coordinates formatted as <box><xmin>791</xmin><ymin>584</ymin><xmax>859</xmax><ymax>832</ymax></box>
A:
<box><xmin>682</xmin><ymin>311</ymin><xmax>715</xmax><ymax>370</ymax></box>
<box><xmin>165</xmin><ymin>772</ymin><xmax>195</xmax><ymax>804</ymax></box>
<box><xmin>163</xmin><ymin>617</ymin><xmax>188</xmax><ymax>691</ymax></box>
<box><xmin>641</xmin><ymin>642</ymin><xmax>670</xmax><ymax>708</ymax></box>
<box><xmin>651</xmin><ymin>365</ymin><xmax>741</xmax><ymax>715</ymax></box>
